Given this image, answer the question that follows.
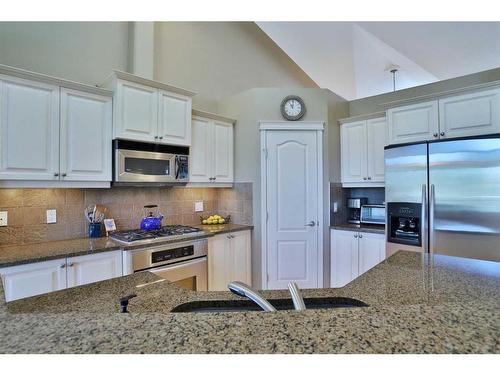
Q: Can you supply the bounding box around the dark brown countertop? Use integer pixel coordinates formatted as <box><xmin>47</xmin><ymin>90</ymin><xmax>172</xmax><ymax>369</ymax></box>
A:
<box><xmin>1</xmin><ymin>251</ymin><xmax>499</xmax><ymax>353</ymax></box>
<box><xmin>330</xmin><ymin>223</ymin><xmax>385</xmax><ymax>234</ymax></box>
<box><xmin>0</xmin><ymin>224</ymin><xmax>253</xmax><ymax>268</ymax></box>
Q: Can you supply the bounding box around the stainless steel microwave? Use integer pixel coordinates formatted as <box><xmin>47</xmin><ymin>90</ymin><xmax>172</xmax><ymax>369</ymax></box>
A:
<box><xmin>360</xmin><ymin>204</ymin><xmax>386</xmax><ymax>225</ymax></box>
<box><xmin>113</xmin><ymin>140</ymin><xmax>189</xmax><ymax>186</ymax></box>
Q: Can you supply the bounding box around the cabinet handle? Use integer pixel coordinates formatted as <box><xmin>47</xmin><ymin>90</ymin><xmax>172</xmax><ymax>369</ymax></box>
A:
<box><xmin>154</xmin><ymin>136</ymin><xmax>159</xmax><ymax>140</ymax></box>
<box><xmin>60</xmin><ymin>264</ymin><xmax>66</xmax><ymax>269</ymax></box>
<box><xmin>354</xmin><ymin>234</ymin><xmax>358</xmax><ymax>238</ymax></box>
<box><xmin>61</xmin><ymin>173</ymin><xmax>67</xmax><ymax>177</ymax></box>
<box><xmin>433</xmin><ymin>133</ymin><xmax>439</xmax><ymax>138</ymax></box>
<box><xmin>440</xmin><ymin>132</ymin><xmax>445</xmax><ymax>137</ymax></box>
<box><xmin>54</xmin><ymin>173</ymin><xmax>59</xmax><ymax>177</ymax></box>
<box><xmin>359</xmin><ymin>234</ymin><xmax>363</xmax><ymax>238</ymax></box>
<box><xmin>67</xmin><ymin>263</ymin><xmax>74</xmax><ymax>267</ymax></box>
<box><xmin>159</xmin><ymin>136</ymin><xmax>163</xmax><ymax>140</ymax></box>
<box><xmin>367</xmin><ymin>177</ymin><xmax>372</xmax><ymax>180</ymax></box>
<box><xmin>363</xmin><ymin>177</ymin><xmax>367</xmax><ymax>181</ymax></box>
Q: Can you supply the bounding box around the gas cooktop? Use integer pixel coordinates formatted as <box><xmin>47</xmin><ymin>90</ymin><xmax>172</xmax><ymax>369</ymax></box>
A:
<box><xmin>109</xmin><ymin>225</ymin><xmax>203</xmax><ymax>244</ymax></box>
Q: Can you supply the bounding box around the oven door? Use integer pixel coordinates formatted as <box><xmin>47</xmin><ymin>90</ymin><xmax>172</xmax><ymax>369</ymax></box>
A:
<box><xmin>150</xmin><ymin>257</ymin><xmax>208</xmax><ymax>291</ymax></box>
<box><xmin>116</xmin><ymin>148</ymin><xmax>176</xmax><ymax>183</ymax></box>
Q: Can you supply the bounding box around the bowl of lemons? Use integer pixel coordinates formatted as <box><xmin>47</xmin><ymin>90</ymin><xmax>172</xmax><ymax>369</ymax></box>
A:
<box><xmin>201</xmin><ymin>214</ymin><xmax>230</xmax><ymax>225</ymax></box>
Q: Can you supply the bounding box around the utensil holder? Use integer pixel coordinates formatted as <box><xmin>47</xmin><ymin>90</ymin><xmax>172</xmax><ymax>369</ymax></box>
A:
<box><xmin>88</xmin><ymin>223</ymin><xmax>102</xmax><ymax>238</ymax></box>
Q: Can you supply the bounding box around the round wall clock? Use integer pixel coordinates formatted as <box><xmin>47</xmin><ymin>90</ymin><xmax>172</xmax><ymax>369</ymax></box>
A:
<box><xmin>280</xmin><ymin>95</ymin><xmax>306</xmax><ymax>121</ymax></box>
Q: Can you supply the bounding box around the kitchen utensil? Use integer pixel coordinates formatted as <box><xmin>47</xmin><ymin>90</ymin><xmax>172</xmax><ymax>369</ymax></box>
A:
<box><xmin>140</xmin><ymin>205</ymin><xmax>164</xmax><ymax>231</ymax></box>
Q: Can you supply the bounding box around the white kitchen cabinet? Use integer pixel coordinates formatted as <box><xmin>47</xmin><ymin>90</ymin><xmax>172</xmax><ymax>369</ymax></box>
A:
<box><xmin>190</xmin><ymin>111</ymin><xmax>234</xmax><ymax>185</ymax></box>
<box><xmin>387</xmin><ymin>101</ymin><xmax>439</xmax><ymax>145</ymax></box>
<box><xmin>158</xmin><ymin>90</ymin><xmax>192</xmax><ymax>146</ymax></box>
<box><xmin>330</xmin><ymin>229</ymin><xmax>359</xmax><ymax>288</ymax></box>
<box><xmin>0</xmin><ymin>75</ymin><xmax>60</xmax><ymax>180</ymax></box>
<box><xmin>330</xmin><ymin>229</ymin><xmax>385</xmax><ymax>287</ymax></box>
<box><xmin>60</xmin><ymin>88</ymin><xmax>112</xmax><ymax>181</ymax></box>
<box><xmin>439</xmin><ymin>88</ymin><xmax>500</xmax><ymax>139</ymax></box>
<box><xmin>208</xmin><ymin>230</ymin><xmax>251</xmax><ymax>291</ymax></box>
<box><xmin>341</xmin><ymin>120</ymin><xmax>367</xmax><ymax>184</ymax></box>
<box><xmin>66</xmin><ymin>251</ymin><xmax>123</xmax><ymax>288</ymax></box>
<box><xmin>0</xmin><ymin>259</ymin><xmax>67</xmax><ymax>302</ymax></box>
<box><xmin>366</xmin><ymin>117</ymin><xmax>387</xmax><ymax>183</ymax></box>
<box><xmin>0</xmin><ymin>251</ymin><xmax>123</xmax><ymax>301</ymax></box>
<box><xmin>340</xmin><ymin>116</ymin><xmax>386</xmax><ymax>186</ymax></box>
<box><xmin>114</xmin><ymin>79</ymin><xmax>158</xmax><ymax>142</ymax></box>
<box><xmin>106</xmin><ymin>71</ymin><xmax>196</xmax><ymax>146</ymax></box>
<box><xmin>358</xmin><ymin>232</ymin><xmax>386</xmax><ymax>274</ymax></box>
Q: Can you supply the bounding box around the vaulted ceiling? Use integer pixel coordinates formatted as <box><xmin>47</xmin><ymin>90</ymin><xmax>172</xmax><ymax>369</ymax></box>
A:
<box><xmin>257</xmin><ymin>22</ymin><xmax>500</xmax><ymax>100</ymax></box>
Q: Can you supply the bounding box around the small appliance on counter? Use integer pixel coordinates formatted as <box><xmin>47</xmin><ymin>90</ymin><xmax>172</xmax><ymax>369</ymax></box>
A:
<box><xmin>347</xmin><ymin>198</ymin><xmax>367</xmax><ymax>224</ymax></box>
<box><xmin>360</xmin><ymin>204</ymin><xmax>386</xmax><ymax>225</ymax></box>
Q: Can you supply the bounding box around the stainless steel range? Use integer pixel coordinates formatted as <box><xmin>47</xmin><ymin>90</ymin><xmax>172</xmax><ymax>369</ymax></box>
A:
<box><xmin>117</xmin><ymin>225</ymin><xmax>208</xmax><ymax>292</ymax></box>
<box><xmin>110</xmin><ymin>225</ymin><xmax>202</xmax><ymax>245</ymax></box>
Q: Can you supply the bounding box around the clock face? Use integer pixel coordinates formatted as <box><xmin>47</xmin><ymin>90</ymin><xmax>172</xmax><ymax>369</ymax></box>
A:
<box><xmin>280</xmin><ymin>95</ymin><xmax>306</xmax><ymax>121</ymax></box>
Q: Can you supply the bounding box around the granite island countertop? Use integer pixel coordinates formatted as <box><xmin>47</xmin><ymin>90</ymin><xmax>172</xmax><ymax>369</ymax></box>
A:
<box><xmin>0</xmin><ymin>251</ymin><xmax>499</xmax><ymax>354</ymax></box>
<box><xmin>0</xmin><ymin>224</ymin><xmax>253</xmax><ymax>268</ymax></box>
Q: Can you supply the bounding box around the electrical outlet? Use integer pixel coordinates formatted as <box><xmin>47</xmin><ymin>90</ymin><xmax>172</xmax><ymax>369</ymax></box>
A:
<box><xmin>0</xmin><ymin>211</ymin><xmax>7</xmax><ymax>227</ymax></box>
<box><xmin>333</xmin><ymin>202</ymin><xmax>338</xmax><ymax>213</ymax></box>
<box><xmin>46</xmin><ymin>209</ymin><xmax>57</xmax><ymax>224</ymax></box>
<box><xmin>194</xmin><ymin>201</ymin><xmax>204</xmax><ymax>212</ymax></box>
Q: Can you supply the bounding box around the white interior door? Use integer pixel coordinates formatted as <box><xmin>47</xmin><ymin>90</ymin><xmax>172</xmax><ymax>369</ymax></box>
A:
<box><xmin>264</xmin><ymin>129</ymin><xmax>322</xmax><ymax>289</ymax></box>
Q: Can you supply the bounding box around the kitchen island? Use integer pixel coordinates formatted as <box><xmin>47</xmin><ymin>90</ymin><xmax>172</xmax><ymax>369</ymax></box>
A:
<box><xmin>0</xmin><ymin>251</ymin><xmax>499</xmax><ymax>353</ymax></box>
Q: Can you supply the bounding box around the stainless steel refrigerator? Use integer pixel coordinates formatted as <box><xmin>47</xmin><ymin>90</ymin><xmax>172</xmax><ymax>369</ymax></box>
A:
<box><xmin>385</xmin><ymin>135</ymin><xmax>500</xmax><ymax>262</ymax></box>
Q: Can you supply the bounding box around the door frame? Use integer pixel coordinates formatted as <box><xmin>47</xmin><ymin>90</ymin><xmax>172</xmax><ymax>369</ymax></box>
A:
<box><xmin>259</xmin><ymin>121</ymin><xmax>324</xmax><ymax>289</ymax></box>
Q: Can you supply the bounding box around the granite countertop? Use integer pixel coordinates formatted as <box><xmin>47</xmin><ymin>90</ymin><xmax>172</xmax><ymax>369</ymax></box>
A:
<box><xmin>0</xmin><ymin>224</ymin><xmax>253</xmax><ymax>268</ymax></box>
<box><xmin>0</xmin><ymin>251</ymin><xmax>499</xmax><ymax>353</ymax></box>
<box><xmin>331</xmin><ymin>223</ymin><xmax>385</xmax><ymax>234</ymax></box>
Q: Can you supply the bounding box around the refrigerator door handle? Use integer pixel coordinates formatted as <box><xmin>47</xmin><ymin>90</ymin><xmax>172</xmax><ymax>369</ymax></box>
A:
<box><xmin>421</xmin><ymin>184</ymin><xmax>427</xmax><ymax>253</ymax></box>
<box><xmin>429</xmin><ymin>184</ymin><xmax>435</xmax><ymax>255</ymax></box>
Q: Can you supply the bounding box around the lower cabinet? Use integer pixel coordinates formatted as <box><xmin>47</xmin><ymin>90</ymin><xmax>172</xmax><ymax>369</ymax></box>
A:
<box><xmin>330</xmin><ymin>229</ymin><xmax>385</xmax><ymax>287</ymax></box>
<box><xmin>208</xmin><ymin>230</ymin><xmax>251</xmax><ymax>291</ymax></box>
<box><xmin>0</xmin><ymin>251</ymin><xmax>123</xmax><ymax>302</ymax></box>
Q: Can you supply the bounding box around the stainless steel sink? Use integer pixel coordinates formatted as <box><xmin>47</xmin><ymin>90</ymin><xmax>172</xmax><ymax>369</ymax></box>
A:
<box><xmin>171</xmin><ymin>297</ymin><xmax>368</xmax><ymax>313</ymax></box>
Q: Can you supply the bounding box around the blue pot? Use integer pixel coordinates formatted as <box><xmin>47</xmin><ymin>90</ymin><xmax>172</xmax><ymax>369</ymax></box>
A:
<box><xmin>140</xmin><ymin>205</ymin><xmax>163</xmax><ymax>231</ymax></box>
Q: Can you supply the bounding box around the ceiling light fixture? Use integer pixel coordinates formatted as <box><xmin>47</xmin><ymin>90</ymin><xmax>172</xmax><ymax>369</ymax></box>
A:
<box><xmin>386</xmin><ymin>64</ymin><xmax>400</xmax><ymax>92</ymax></box>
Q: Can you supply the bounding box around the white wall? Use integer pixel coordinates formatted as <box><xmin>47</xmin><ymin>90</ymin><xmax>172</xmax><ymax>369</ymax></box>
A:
<box><xmin>218</xmin><ymin>88</ymin><xmax>348</xmax><ymax>288</ymax></box>
<box><xmin>154</xmin><ymin>22</ymin><xmax>318</xmax><ymax>112</ymax></box>
<box><xmin>0</xmin><ymin>22</ymin><xmax>130</xmax><ymax>85</ymax></box>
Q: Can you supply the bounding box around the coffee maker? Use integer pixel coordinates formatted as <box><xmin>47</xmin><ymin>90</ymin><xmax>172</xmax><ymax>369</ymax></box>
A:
<box><xmin>347</xmin><ymin>198</ymin><xmax>367</xmax><ymax>224</ymax></box>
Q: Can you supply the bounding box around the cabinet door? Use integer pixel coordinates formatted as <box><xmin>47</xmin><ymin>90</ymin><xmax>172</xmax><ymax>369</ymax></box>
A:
<box><xmin>387</xmin><ymin>101</ymin><xmax>439</xmax><ymax>145</ymax></box>
<box><xmin>190</xmin><ymin>116</ymin><xmax>212</xmax><ymax>183</ymax></box>
<box><xmin>0</xmin><ymin>75</ymin><xmax>60</xmax><ymax>180</ymax></box>
<box><xmin>341</xmin><ymin>121</ymin><xmax>367</xmax><ymax>183</ymax></box>
<box><xmin>230</xmin><ymin>230</ymin><xmax>252</xmax><ymax>285</ymax></box>
<box><xmin>212</xmin><ymin>120</ymin><xmax>234</xmax><ymax>183</ymax></box>
<box><xmin>366</xmin><ymin>117</ymin><xmax>387</xmax><ymax>183</ymax></box>
<box><xmin>60</xmin><ymin>89</ymin><xmax>112</xmax><ymax>181</ymax></box>
<box><xmin>208</xmin><ymin>234</ymin><xmax>231</xmax><ymax>291</ymax></box>
<box><xmin>158</xmin><ymin>90</ymin><xmax>192</xmax><ymax>146</ymax></box>
<box><xmin>439</xmin><ymin>89</ymin><xmax>500</xmax><ymax>139</ymax></box>
<box><xmin>114</xmin><ymin>79</ymin><xmax>158</xmax><ymax>142</ymax></box>
<box><xmin>330</xmin><ymin>230</ymin><xmax>359</xmax><ymax>287</ymax></box>
<box><xmin>358</xmin><ymin>232</ymin><xmax>385</xmax><ymax>275</ymax></box>
<box><xmin>66</xmin><ymin>251</ymin><xmax>122</xmax><ymax>288</ymax></box>
<box><xmin>0</xmin><ymin>259</ymin><xmax>67</xmax><ymax>302</ymax></box>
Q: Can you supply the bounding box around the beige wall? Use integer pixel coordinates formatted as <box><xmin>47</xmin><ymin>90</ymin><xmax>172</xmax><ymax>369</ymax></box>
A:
<box><xmin>0</xmin><ymin>22</ymin><xmax>130</xmax><ymax>85</ymax></box>
<box><xmin>349</xmin><ymin>66</ymin><xmax>500</xmax><ymax>116</ymax></box>
<box><xmin>154</xmin><ymin>22</ymin><xmax>318</xmax><ymax>112</ymax></box>
<box><xmin>218</xmin><ymin>88</ymin><xmax>348</xmax><ymax>288</ymax></box>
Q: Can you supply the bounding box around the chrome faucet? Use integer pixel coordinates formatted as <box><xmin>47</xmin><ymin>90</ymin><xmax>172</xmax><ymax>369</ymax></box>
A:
<box><xmin>288</xmin><ymin>282</ymin><xmax>306</xmax><ymax>311</ymax></box>
<box><xmin>227</xmin><ymin>281</ymin><xmax>276</xmax><ymax>312</ymax></box>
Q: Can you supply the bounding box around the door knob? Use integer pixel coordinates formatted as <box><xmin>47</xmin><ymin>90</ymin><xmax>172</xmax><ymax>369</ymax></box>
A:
<box><xmin>305</xmin><ymin>221</ymin><xmax>316</xmax><ymax>227</ymax></box>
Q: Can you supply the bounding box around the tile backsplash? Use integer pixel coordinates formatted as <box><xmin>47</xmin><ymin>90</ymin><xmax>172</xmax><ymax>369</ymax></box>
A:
<box><xmin>0</xmin><ymin>182</ymin><xmax>252</xmax><ymax>246</ymax></box>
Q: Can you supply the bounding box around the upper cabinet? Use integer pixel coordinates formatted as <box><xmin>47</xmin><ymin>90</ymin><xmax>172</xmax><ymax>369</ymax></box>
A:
<box><xmin>0</xmin><ymin>65</ymin><xmax>112</xmax><ymax>185</ymax></box>
<box><xmin>387</xmin><ymin>101</ymin><xmax>439</xmax><ymax>145</ymax></box>
<box><xmin>387</xmin><ymin>87</ymin><xmax>500</xmax><ymax>145</ymax></box>
<box><xmin>439</xmin><ymin>88</ymin><xmax>500</xmax><ymax>139</ymax></box>
<box><xmin>105</xmin><ymin>71</ymin><xmax>195</xmax><ymax>146</ymax></box>
<box><xmin>341</xmin><ymin>116</ymin><xmax>386</xmax><ymax>187</ymax></box>
<box><xmin>190</xmin><ymin>110</ymin><xmax>234</xmax><ymax>185</ymax></box>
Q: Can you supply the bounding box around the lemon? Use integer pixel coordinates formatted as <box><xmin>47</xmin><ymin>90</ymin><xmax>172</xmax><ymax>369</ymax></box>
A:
<box><xmin>218</xmin><ymin>219</ymin><xmax>225</xmax><ymax>224</ymax></box>
<box><xmin>207</xmin><ymin>219</ymin><xmax>214</xmax><ymax>225</ymax></box>
<box><xmin>202</xmin><ymin>219</ymin><xmax>208</xmax><ymax>225</ymax></box>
